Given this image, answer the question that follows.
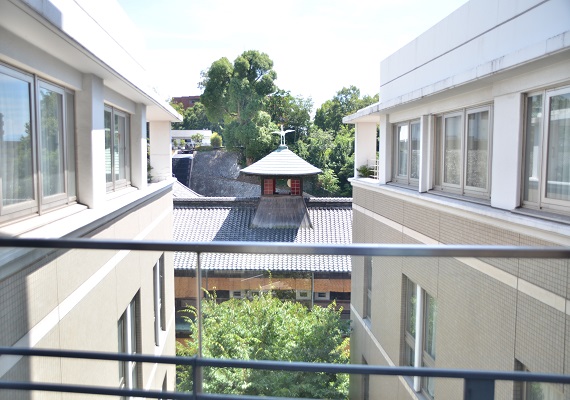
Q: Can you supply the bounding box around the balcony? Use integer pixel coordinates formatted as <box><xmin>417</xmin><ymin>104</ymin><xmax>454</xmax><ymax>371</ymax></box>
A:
<box><xmin>0</xmin><ymin>238</ymin><xmax>569</xmax><ymax>400</ymax></box>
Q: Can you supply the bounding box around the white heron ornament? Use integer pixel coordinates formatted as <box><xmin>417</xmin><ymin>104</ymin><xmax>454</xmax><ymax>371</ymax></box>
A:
<box><xmin>272</xmin><ymin>125</ymin><xmax>294</xmax><ymax>146</ymax></box>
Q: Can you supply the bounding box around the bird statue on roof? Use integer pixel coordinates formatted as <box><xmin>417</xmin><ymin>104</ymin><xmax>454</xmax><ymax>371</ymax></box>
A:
<box><xmin>271</xmin><ymin>125</ymin><xmax>294</xmax><ymax>146</ymax></box>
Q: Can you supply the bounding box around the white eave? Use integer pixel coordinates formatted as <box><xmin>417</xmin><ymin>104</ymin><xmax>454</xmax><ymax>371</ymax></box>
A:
<box><xmin>0</xmin><ymin>0</ymin><xmax>182</xmax><ymax>123</ymax></box>
<box><xmin>342</xmin><ymin>102</ymin><xmax>381</xmax><ymax>124</ymax></box>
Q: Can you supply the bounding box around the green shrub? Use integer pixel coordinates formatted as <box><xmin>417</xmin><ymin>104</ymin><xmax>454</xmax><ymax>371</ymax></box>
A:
<box><xmin>210</xmin><ymin>132</ymin><xmax>222</xmax><ymax>147</ymax></box>
<box><xmin>357</xmin><ymin>164</ymin><xmax>373</xmax><ymax>178</ymax></box>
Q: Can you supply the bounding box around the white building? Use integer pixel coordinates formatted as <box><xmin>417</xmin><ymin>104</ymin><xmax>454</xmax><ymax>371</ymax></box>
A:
<box><xmin>345</xmin><ymin>0</ymin><xmax>570</xmax><ymax>399</ymax></box>
<box><xmin>0</xmin><ymin>0</ymin><xmax>181</xmax><ymax>397</ymax></box>
<box><xmin>171</xmin><ymin>130</ymin><xmax>213</xmax><ymax>147</ymax></box>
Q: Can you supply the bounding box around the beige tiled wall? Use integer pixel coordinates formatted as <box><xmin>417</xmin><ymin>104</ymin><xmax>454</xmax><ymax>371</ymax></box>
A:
<box><xmin>0</xmin><ymin>191</ymin><xmax>176</xmax><ymax>396</ymax></box>
<box><xmin>351</xmin><ymin>187</ymin><xmax>570</xmax><ymax>400</ymax></box>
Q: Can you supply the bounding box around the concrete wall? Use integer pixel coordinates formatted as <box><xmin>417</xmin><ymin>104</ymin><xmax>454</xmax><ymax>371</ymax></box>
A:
<box><xmin>379</xmin><ymin>0</ymin><xmax>570</xmax><ymax>108</ymax></box>
<box><xmin>0</xmin><ymin>190</ymin><xmax>176</xmax><ymax>399</ymax></box>
<box><xmin>367</xmin><ymin>55</ymin><xmax>570</xmax><ymax>211</ymax></box>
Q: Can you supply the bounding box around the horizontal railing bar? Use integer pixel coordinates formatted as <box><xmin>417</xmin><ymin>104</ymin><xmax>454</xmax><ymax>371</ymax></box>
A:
<box><xmin>0</xmin><ymin>381</ymin><xmax>312</xmax><ymax>400</ymax></box>
<box><xmin>0</xmin><ymin>381</ymin><xmax>194</xmax><ymax>399</ymax></box>
<box><xmin>2</xmin><ymin>347</ymin><xmax>569</xmax><ymax>384</ymax></box>
<box><xmin>0</xmin><ymin>238</ymin><xmax>569</xmax><ymax>258</ymax></box>
<box><xmin>197</xmin><ymin>394</ymin><xmax>312</xmax><ymax>400</ymax></box>
<box><xmin>0</xmin><ymin>346</ymin><xmax>188</xmax><ymax>366</ymax></box>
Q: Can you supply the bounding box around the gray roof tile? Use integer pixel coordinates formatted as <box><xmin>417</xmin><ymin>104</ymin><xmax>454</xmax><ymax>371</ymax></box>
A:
<box><xmin>173</xmin><ymin>199</ymin><xmax>352</xmax><ymax>273</ymax></box>
<box><xmin>240</xmin><ymin>145</ymin><xmax>322</xmax><ymax>176</ymax></box>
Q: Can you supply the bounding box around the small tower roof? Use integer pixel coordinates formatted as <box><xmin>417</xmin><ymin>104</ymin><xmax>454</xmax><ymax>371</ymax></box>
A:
<box><xmin>241</xmin><ymin>145</ymin><xmax>322</xmax><ymax>177</ymax></box>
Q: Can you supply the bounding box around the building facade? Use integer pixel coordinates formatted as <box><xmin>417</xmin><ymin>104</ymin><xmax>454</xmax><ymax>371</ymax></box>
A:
<box><xmin>345</xmin><ymin>0</ymin><xmax>570</xmax><ymax>399</ymax></box>
<box><xmin>0</xmin><ymin>0</ymin><xmax>181</xmax><ymax>398</ymax></box>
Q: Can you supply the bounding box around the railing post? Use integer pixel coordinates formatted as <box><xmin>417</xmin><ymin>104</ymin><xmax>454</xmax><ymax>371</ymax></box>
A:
<box><xmin>464</xmin><ymin>378</ymin><xmax>495</xmax><ymax>400</ymax></box>
<box><xmin>194</xmin><ymin>252</ymin><xmax>203</xmax><ymax>395</ymax></box>
<box><xmin>191</xmin><ymin>356</ymin><xmax>198</xmax><ymax>399</ymax></box>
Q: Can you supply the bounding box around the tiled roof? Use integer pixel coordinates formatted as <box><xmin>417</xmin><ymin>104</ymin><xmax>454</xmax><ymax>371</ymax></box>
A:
<box><xmin>173</xmin><ymin>198</ymin><xmax>352</xmax><ymax>273</ymax></box>
<box><xmin>240</xmin><ymin>145</ymin><xmax>322</xmax><ymax>176</ymax></box>
<box><xmin>172</xmin><ymin>181</ymin><xmax>201</xmax><ymax>198</ymax></box>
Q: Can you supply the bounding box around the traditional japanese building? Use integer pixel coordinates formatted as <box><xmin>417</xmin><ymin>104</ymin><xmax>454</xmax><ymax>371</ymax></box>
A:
<box><xmin>172</xmin><ymin>146</ymin><xmax>351</xmax><ymax>338</ymax></box>
<box><xmin>240</xmin><ymin>143</ymin><xmax>322</xmax><ymax>228</ymax></box>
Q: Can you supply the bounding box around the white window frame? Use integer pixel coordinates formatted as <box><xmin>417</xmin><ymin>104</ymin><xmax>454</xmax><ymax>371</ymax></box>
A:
<box><xmin>522</xmin><ymin>86</ymin><xmax>570</xmax><ymax>213</ymax></box>
<box><xmin>403</xmin><ymin>277</ymin><xmax>437</xmax><ymax>399</ymax></box>
<box><xmin>230</xmin><ymin>290</ymin><xmax>243</xmax><ymax>299</ymax></box>
<box><xmin>392</xmin><ymin>120</ymin><xmax>421</xmax><ymax>186</ymax></box>
<box><xmin>364</xmin><ymin>257</ymin><xmax>372</xmax><ymax>321</ymax></box>
<box><xmin>104</xmin><ymin>106</ymin><xmax>130</xmax><ymax>192</ymax></box>
<box><xmin>433</xmin><ymin>106</ymin><xmax>493</xmax><ymax>198</ymax></box>
<box><xmin>153</xmin><ymin>254</ymin><xmax>166</xmax><ymax>346</ymax></box>
<box><xmin>0</xmin><ymin>62</ymin><xmax>76</xmax><ymax>223</ymax></box>
<box><xmin>119</xmin><ymin>295</ymin><xmax>139</xmax><ymax>395</ymax></box>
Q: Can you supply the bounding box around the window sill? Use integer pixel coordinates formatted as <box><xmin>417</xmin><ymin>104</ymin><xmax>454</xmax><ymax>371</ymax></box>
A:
<box><xmin>0</xmin><ymin>179</ymin><xmax>174</xmax><ymax>238</ymax></box>
<box><xmin>0</xmin><ymin>179</ymin><xmax>175</xmax><ymax>280</ymax></box>
<box><xmin>426</xmin><ymin>188</ymin><xmax>491</xmax><ymax>207</ymax></box>
<box><xmin>511</xmin><ymin>207</ymin><xmax>570</xmax><ymax>226</ymax></box>
<box><xmin>351</xmin><ymin>179</ymin><xmax>570</xmax><ymax>241</ymax></box>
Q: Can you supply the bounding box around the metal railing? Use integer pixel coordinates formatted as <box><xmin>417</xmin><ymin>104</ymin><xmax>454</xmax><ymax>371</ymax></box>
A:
<box><xmin>1</xmin><ymin>238</ymin><xmax>569</xmax><ymax>400</ymax></box>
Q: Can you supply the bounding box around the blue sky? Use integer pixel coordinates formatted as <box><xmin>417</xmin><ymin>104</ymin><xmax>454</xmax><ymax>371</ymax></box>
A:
<box><xmin>118</xmin><ymin>0</ymin><xmax>467</xmax><ymax>110</ymax></box>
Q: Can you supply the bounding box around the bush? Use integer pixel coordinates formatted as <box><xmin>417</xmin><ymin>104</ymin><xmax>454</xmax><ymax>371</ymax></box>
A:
<box><xmin>357</xmin><ymin>164</ymin><xmax>373</xmax><ymax>178</ymax></box>
<box><xmin>177</xmin><ymin>291</ymin><xmax>349</xmax><ymax>398</ymax></box>
<box><xmin>210</xmin><ymin>132</ymin><xmax>222</xmax><ymax>147</ymax></box>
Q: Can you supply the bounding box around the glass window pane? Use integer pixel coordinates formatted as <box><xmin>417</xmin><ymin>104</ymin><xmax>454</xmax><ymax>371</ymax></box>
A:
<box><xmin>523</xmin><ymin>95</ymin><xmax>543</xmax><ymax>203</ymax></box>
<box><xmin>118</xmin><ymin>315</ymin><xmax>125</xmax><ymax>388</ymax></box>
<box><xmin>406</xmin><ymin>279</ymin><xmax>416</xmax><ymax>338</ymax></box>
<box><xmin>410</xmin><ymin>122</ymin><xmax>420</xmax><ymax>179</ymax></box>
<box><xmin>39</xmin><ymin>86</ymin><xmax>65</xmax><ymax>197</ymax></box>
<box><xmin>398</xmin><ymin>125</ymin><xmax>409</xmax><ymax>176</ymax></box>
<box><xmin>114</xmin><ymin>114</ymin><xmax>127</xmax><ymax>181</ymax></box>
<box><xmin>434</xmin><ymin>116</ymin><xmax>442</xmax><ymax>187</ymax></box>
<box><xmin>405</xmin><ymin>343</ymin><xmax>414</xmax><ymax>367</ymax></box>
<box><xmin>466</xmin><ymin>110</ymin><xmax>489</xmax><ymax>189</ymax></box>
<box><xmin>66</xmin><ymin>92</ymin><xmax>76</xmax><ymax>197</ymax></box>
<box><xmin>424</xmin><ymin>294</ymin><xmax>437</xmax><ymax>359</ymax></box>
<box><xmin>105</xmin><ymin>110</ymin><xmax>112</xmax><ymax>184</ymax></box>
<box><xmin>422</xmin><ymin>366</ymin><xmax>435</xmax><ymax>399</ymax></box>
<box><xmin>545</xmin><ymin>92</ymin><xmax>570</xmax><ymax>201</ymax></box>
<box><xmin>0</xmin><ymin>72</ymin><xmax>34</xmax><ymax>207</ymax></box>
<box><xmin>525</xmin><ymin>382</ymin><xmax>564</xmax><ymax>400</ymax></box>
<box><xmin>444</xmin><ymin>115</ymin><xmax>462</xmax><ymax>185</ymax></box>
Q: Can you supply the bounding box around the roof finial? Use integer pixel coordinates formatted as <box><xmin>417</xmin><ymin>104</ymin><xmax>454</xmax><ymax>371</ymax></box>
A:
<box><xmin>272</xmin><ymin>125</ymin><xmax>294</xmax><ymax>146</ymax></box>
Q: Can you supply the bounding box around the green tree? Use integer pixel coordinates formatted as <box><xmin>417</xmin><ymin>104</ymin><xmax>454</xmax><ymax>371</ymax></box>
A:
<box><xmin>200</xmin><ymin>50</ymin><xmax>279</xmax><ymax>161</ymax></box>
<box><xmin>190</xmin><ymin>133</ymin><xmax>204</xmax><ymax>146</ymax></box>
<box><xmin>316</xmin><ymin>168</ymin><xmax>341</xmax><ymax>196</ymax></box>
<box><xmin>264</xmin><ymin>89</ymin><xmax>312</xmax><ymax>143</ymax></box>
<box><xmin>177</xmin><ymin>291</ymin><xmax>349</xmax><ymax>398</ymax></box>
<box><xmin>299</xmin><ymin>87</ymin><xmax>378</xmax><ymax>196</ymax></box>
<box><xmin>314</xmin><ymin>86</ymin><xmax>377</xmax><ymax>134</ymax></box>
<box><xmin>170</xmin><ymin>101</ymin><xmax>223</xmax><ymax>132</ymax></box>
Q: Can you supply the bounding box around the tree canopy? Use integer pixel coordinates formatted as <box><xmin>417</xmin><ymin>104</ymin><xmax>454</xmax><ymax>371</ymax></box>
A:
<box><xmin>170</xmin><ymin>101</ymin><xmax>222</xmax><ymax>132</ymax></box>
<box><xmin>176</xmin><ymin>49</ymin><xmax>380</xmax><ymax>196</ymax></box>
<box><xmin>200</xmin><ymin>50</ymin><xmax>279</xmax><ymax>161</ymax></box>
<box><xmin>297</xmin><ymin>88</ymin><xmax>378</xmax><ymax>196</ymax></box>
<box><xmin>177</xmin><ymin>291</ymin><xmax>350</xmax><ymax>398</ymax></box>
